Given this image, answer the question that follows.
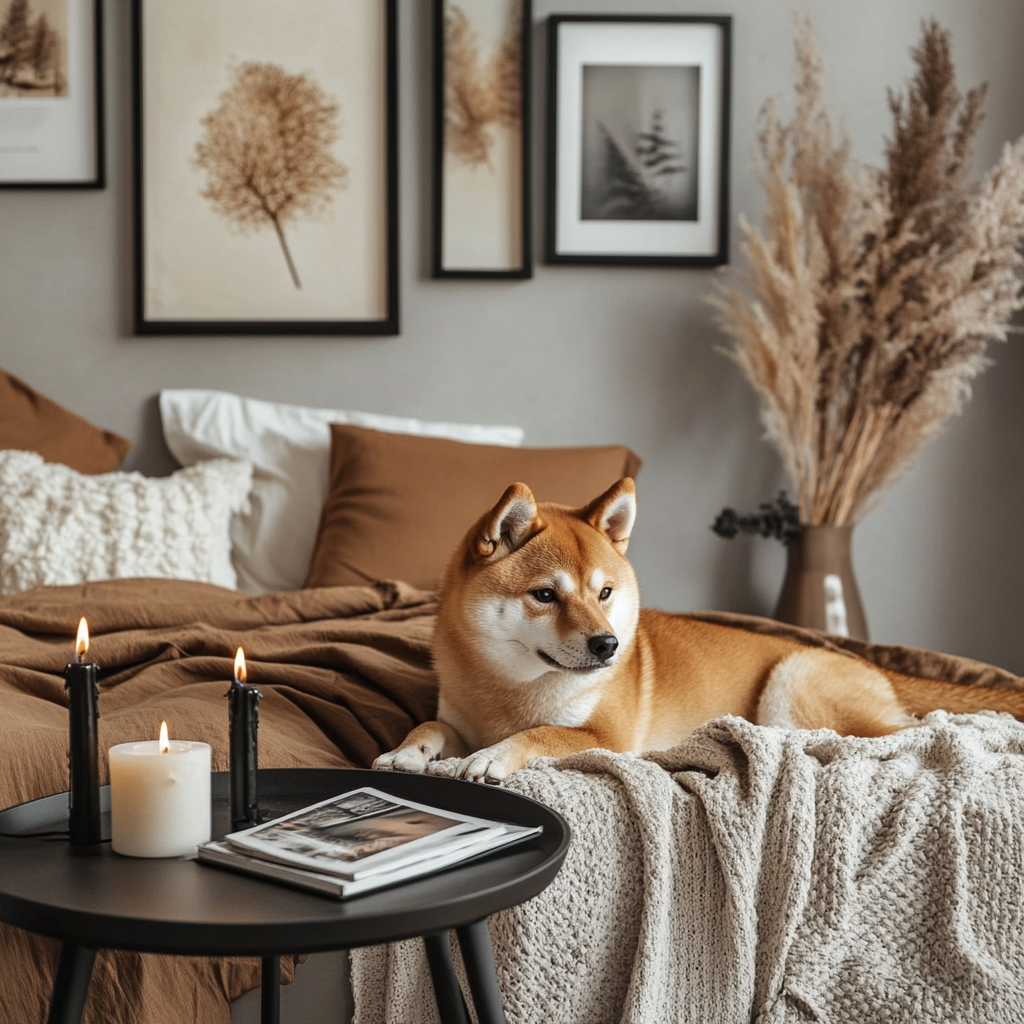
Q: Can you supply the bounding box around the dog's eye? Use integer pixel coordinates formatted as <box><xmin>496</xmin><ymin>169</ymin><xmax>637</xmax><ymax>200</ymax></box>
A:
<box><xmin>532</xmin><ymin>588</ymin><xmax>557</xmax><ymax>604</ymax></box>
<box><xmin>599</xmin><ymin>586</ymin><xmax>613</xmax><ymax>601</ymax></box>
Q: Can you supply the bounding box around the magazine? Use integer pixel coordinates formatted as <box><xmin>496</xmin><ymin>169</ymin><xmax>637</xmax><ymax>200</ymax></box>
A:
<box><xmin>197</xmin><ymin>786</ymin><xmax>542</xmax><ymax>896</ymax></box>
<box><xmin>197</xmin><ymin>826</ymin><xmax>541</xmax><ymax>899</ymax></box>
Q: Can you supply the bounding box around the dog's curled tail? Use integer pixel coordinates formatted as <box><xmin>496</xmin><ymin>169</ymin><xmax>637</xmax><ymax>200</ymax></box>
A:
<box><xmin>890</xmin><ymin>675</ymin><xmax>1024</xmax><ymax>721</ymax></box>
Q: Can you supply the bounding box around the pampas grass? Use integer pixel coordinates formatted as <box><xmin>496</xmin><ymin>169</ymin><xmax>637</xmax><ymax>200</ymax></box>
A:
<box><xmin>711</xmin><ymin>17</ymin><xmax>1024</xmax><ymax>525</ymax></box>
<box><xmin>444</xmin><ymin>3</ymin><xmax>522</xmax><ymax>169</ymax></box>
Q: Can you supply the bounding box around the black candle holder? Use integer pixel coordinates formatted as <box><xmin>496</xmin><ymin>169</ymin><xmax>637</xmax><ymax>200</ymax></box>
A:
<box><xmin>64</xmin><ymin>658</ymin><xmax>101</xmax><ymax>847</ymax></box>
<box><xmin>227</xmin><ymin>678</ymin><xmax>262</xmax><ymax>830</ymax></box>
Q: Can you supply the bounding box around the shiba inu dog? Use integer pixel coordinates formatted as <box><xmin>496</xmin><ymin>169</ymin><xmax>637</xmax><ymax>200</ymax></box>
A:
<box><xmin>374</xmin><ymin>478</ymin><xmax>1023</xmax><ymax>783</ymax></box>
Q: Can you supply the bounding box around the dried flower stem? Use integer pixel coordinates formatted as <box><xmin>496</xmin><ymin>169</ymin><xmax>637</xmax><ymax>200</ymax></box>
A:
<box><xmin>444</xmin><ymin>2</ymin><xmax>522</xmax><ymax>169</ymax></box>
<box><xmin>711</xmin><ymin>17</ymin><xmax>1024</xmax><ymax>524</ymax></box>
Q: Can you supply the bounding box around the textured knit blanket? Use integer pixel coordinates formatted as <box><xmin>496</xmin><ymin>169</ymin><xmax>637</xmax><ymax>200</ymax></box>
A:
<box><xmin>350</xmin><ymin>711</ymin><xmax>1024</xmax><ymax>1023</ymax></box>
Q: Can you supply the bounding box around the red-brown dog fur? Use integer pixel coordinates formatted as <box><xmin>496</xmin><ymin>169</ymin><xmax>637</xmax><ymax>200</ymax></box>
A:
<box><xmin>375</xmin><ymin>479</ymin><xmax>1023</xmax><ymax>783</ymax></box>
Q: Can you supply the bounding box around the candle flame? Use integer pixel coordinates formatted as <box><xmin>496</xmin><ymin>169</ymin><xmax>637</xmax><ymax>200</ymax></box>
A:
<box><xmin>234</xmin><ymin>647</ymin><xmax>247</xmax><ymax>685</ymax></box>
<box><xmin>75</xmin><ymin>617</ymin><xmax>89</xmax><ymax>662</ymax></box>
<box><xmin>159</xmin><ymin>721</ymin><xmax>170</xmax><ymax>753</ymax></box>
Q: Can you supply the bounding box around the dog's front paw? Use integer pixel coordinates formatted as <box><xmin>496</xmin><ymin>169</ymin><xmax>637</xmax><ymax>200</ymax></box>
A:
<box><xmin>456</xmin><ymin>747</ymin><xmax>512</xmax><ymax>784</ymax></box>
<box><xmin>373</xmin><ymin>745</ymin><xmax>431</xmax><ymax>774</ymax></box>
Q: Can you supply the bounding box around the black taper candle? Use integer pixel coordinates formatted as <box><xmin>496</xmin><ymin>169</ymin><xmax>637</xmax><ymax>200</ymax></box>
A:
<box><xmin>227</xmin><ymin>647</ymin><xmax>262</xmax><ymax>830</ymax></box>
<box><xmin>64</xmin><ymin>618</ymin><xmax>101</xmax><ymax>847</ymax></box>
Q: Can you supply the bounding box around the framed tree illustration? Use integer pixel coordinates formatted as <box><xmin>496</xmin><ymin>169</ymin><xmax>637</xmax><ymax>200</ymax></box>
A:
<box><xmin>432</xmin><ymin>0</ymin><xmax>532</xmax><ymax>278</ymax></box>
<box><xmin>545</xmin><ymin>15</ymin><xmax>731</xmax><ymax>267</ymax></box>
<box><xmin>0</xmin><ymin>0</ymin><xmax>104</xmax><ymax>188</ymax></box>
<box><xmin>132</xmin><ymin>0</ymin><xmax>399</xmax><ymax>335</ymax></box>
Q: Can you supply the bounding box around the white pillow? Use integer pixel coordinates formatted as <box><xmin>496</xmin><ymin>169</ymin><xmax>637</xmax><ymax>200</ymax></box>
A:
<box><xmin>159</xmin><ymin>389</ymin><xmax>525</xmax><ymax>595</ymax></box>
<box><xmin>0</xmin><ymin>450</ymin><xmax>253</xmax><ymax>595</ymax></box>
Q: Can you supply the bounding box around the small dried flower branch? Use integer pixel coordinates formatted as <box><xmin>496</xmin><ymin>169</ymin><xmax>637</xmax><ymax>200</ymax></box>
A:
<box><xmin>711</xmin><ymin>493</ymin><xmax>801</xmax><ymax>546</ymax></box>
<box><xmin>710</xmin><ymin>17</ymin><xmax>1024</xmax><ymax>525</ymax></box>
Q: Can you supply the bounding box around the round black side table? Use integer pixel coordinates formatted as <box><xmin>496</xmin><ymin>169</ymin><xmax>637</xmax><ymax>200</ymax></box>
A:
<box><xmin>0</xmin><ymin>768</ymin><xmax>570</xmax><ymax>1024</ymax></box>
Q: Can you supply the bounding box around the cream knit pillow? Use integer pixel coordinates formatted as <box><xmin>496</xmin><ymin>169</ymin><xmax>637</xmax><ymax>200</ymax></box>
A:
<box><xmin>0</xmin><ymin>451</ymin><xmax>253</xmax><ymax>595</ymax></box>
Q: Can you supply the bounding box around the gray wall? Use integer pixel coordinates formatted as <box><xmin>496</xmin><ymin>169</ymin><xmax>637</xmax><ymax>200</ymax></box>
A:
<box><xmin>2</xmin><ymin>0</ymin><xmax>1023</xmax><ymax>670</ymax></box>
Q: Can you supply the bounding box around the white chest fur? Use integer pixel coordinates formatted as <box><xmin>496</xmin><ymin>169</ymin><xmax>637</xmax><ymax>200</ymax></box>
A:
<box><xmin>437</xmin><ymin>670</ymin><xmax>605</xmax><ymax>750</ymax></box>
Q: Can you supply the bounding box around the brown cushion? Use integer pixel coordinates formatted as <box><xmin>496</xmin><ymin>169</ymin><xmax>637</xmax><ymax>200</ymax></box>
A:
<box><xmin>304</xmin><ymin>425</ymin><xmax>643</xmax><ymax>591</ymax></box>
<box><xmin>0</xmin><ymin>369</ymin><xmax>130</xmax><ymax>473</ymax></box>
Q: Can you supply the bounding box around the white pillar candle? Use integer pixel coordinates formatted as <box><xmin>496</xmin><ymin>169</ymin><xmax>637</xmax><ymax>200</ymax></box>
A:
<box><xmin>109</xmin><ymin>724</ymin><xmax>212</xmax><ymax>858</ymax></box>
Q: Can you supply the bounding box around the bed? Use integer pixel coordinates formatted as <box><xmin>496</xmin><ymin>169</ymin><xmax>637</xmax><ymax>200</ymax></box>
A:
<box><xmin>3</xmin><ymin>374</ymin><xmax>1024</xmax><ymax>1023</ymax></box>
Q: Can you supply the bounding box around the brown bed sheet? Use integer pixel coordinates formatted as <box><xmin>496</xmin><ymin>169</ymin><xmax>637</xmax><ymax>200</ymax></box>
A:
<box><xmin>0</xmin><ymin>577</ymin><xmax>439</xmax><ymax>1024</ymax></box>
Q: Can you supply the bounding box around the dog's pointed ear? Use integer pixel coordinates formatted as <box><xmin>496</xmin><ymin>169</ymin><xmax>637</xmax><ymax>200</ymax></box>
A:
<box><xmin>584</xmin><ymin>478</ymin><xmax>636</xmax><ymax>554</ymax></box>
<box><xmin>472</xmin><ymin>483</ymin><xmax>541</xmax><ymax>563</ymax></box>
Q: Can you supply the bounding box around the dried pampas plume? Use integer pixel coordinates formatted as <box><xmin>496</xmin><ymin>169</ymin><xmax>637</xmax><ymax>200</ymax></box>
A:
<box><xmin>710</xmin><ymin>16</ymin><xmax>1024</xmax><ymax>525</ymax></box>
<box><xmin>444</xmin><ymin>3</ymin><xmax>522</xmax><ymax>168</ymax></box>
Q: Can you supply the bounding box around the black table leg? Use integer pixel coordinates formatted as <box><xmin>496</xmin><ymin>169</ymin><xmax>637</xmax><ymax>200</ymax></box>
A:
<box><xmin>46</xmin><ymin>943</ymin><xmax>97</xmax><ymax>1024</ymax></box>
<box><xmin>424</xmin><ymin>931</ymin><xmax>470</xmax><ymax>1024</ymax></box>
<box><xmin>455</xmin><ymin>920</ymin><xmax>507</xmax><ymax>1024</ymax></box>
<box><xmin>261</xmin><ymin>955</ymin><xmax>280</xmax><ymax>1024</ymax></box>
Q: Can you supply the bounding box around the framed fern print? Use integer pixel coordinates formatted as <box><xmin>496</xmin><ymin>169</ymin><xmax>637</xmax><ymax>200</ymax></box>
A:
<box><xmin>132</xmin><ymin>0</ymin><xmax>398</xmax><ymax>335</ymax></box>
<box><xmin>433</xmin><ymin>0</ymin><xmax>532</xmax><ymax>278</ymax></box>
<box><xmin>545</xmin><ymin>15</ymin><xmax>731</xmax><ymax>267</ymax></box>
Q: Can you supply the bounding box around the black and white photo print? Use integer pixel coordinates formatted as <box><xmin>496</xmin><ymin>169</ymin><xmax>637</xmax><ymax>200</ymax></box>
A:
<box><xmin>580</xmin><ymin>64</ymin><xmax>699</xmax><ymax>222</ymax></box>
<box><xmin>546</xmin><ymin>15</ymin><xmax>730</xmax><ymax>266</ymax></box>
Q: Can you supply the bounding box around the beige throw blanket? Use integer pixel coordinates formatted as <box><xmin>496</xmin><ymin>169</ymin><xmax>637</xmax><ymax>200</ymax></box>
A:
<box><xmin>351</xmin><ymin>711</ymin><xmax>1024</xmax><ymax>1023</ymax></box>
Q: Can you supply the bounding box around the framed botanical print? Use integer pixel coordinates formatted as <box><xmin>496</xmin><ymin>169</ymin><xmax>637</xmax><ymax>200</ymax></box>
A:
<box><xmin>546</xmin><ymin>15</ymin><xmax>731</xmax><ymax>267</ymax></box>
<box><xmin>132</xmin><ymin>0</ymin><xmax>399</xmax><ymax>335</ymax></box>
<box><xmin>0</xmin><ymin>0</ymin><xmax>103</xmax><ymax>187</ymax></box>
<box><xmin>432</xmin><ymin>0</ymin><xmax>532</xmax><ymax>278</ymax></box>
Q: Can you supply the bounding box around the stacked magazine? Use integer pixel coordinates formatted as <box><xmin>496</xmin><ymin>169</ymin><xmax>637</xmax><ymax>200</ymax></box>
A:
<box><xmin>197</xmin><ymin>786</ymin><xmax>542</xmax><ymax>899</ymax></box>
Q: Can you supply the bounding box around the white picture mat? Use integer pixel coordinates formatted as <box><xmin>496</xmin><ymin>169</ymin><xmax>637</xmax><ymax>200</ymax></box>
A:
<box><xmin>141</xmin><ymin>0</ymin><xmax>388</xmax><ymax>322</ymax></box>
<box><xmin>441</xmin><ymin>0</ymin><xmax>523</xmax><ymax>271</ymax></box>
<box><xmin>0</xmin><ymin>0</ymin><xmax>98</xmax><ymax>183</ymax></box>
<box><xmin>554</xmin><ymin>21</ymin><xmax>723</xmax><ymax>257</ymax></box>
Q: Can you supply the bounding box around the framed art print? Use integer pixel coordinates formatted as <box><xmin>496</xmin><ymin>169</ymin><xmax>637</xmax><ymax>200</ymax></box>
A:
<box><xmin>546</xmin><ymin>15</ymin><xmax>731</xmax><ymax>267</ymax></box>
<box><xmin>132</xmin><ymin>0</ymin><xmax>399</xmax><ymax>335</ymax></box>
<box><xmin>0</xmin><ymin>0</ymin><xmax>103</xmax><ymax>187</ymax></box>
<box><xmin>433</xmin><ymin>0</ymin><xmax>532</xmax><ymax>278</ymax></box>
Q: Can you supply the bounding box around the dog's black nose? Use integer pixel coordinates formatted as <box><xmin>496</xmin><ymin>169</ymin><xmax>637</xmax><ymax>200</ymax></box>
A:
<box><xmin>588</xmin><ymin>633</ymin><xmax>618</xmax><ymax>661</ymax></box>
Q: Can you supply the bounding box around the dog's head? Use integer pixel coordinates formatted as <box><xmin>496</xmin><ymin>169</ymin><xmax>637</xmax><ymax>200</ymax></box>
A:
<box><xmin>436</xmin><ymin>479</ymin><xmax>641</xmax><ymax>685</ymax></box>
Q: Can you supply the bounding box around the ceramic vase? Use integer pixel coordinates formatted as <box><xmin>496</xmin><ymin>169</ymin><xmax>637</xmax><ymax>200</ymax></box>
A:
<box><xmin>773</xmin><ymin>524</ymin><xmax>868</xmax><ymax>640</ymax></box>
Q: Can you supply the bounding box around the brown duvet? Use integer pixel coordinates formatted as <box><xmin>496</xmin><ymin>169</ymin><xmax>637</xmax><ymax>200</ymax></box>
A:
<box><xmin>0</xmin><ymin>577</ymin><xmax>439</xmax><ymax>1024</ymax></box>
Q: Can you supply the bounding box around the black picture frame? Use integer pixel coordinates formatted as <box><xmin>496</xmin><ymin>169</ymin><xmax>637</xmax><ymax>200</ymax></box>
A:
<box><xmin>132</xmin><ymin>0</ymin><xmax>399</xmax><ymax>336</ymax></box>
<box><xmin>432</xmin><ymin>0</ymin><xmax>532</xmax><ymax>279</ymax></box>
<box><xmin>0</xmin><ymin>0</ymin><xmax>105</xmax><ymax>189</ymax></box>
<box><xmin>545</xmin><ymin>14</ymin><xmax>731</xmax><ymax>268</ymax></box>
